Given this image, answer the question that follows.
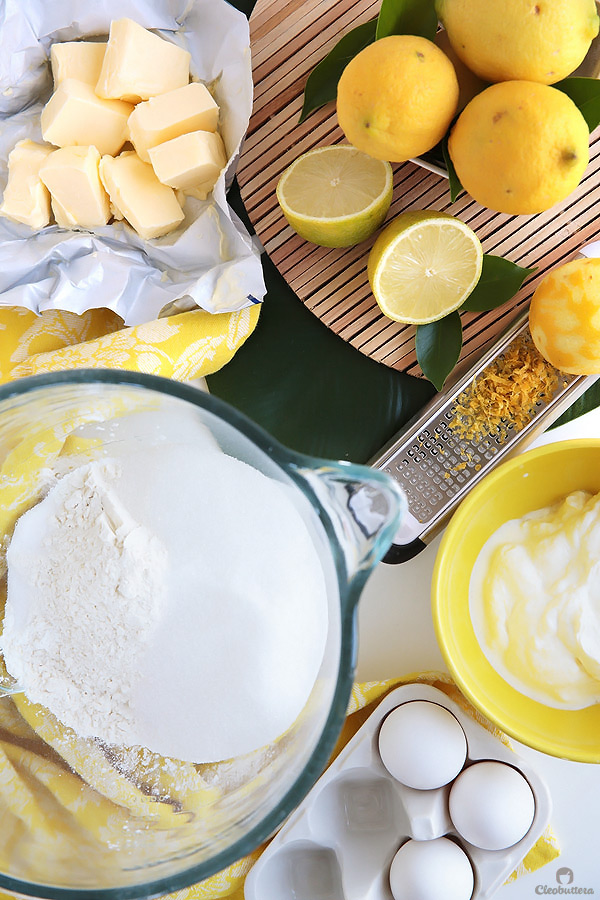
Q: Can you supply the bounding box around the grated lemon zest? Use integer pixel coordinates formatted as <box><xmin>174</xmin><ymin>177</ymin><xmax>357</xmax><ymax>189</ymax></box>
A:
<box><xmin>449</xmin><ymin>333</ymin><xmax>560</xmax><ymax>444</ymax></box>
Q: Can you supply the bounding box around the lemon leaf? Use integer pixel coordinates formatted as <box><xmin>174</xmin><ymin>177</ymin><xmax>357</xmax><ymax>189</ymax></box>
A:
<box><xmin>441</xmin><ymin>135</ymin><xmax>463</xmax><ymax>202</ymax></box>
<box><xmin>460</xmin><ymin>255</ymin><xmax>536</xmax><ymax>312</ymax></box>
<box><xmin>554</xmin><ymin>76</ymin><xmax>600</xmax><ymax>133</ymax></box>
<box><xmin>376</xmin><ymin>0</ymin><xmax>438</xmax><ymax>40</ymax></box>
<box><xmin>299</xmin><ymin>20</ymin><xmax>377</xmax><ymax>123</ymax></box>
<box><xmin>418</xmin><ymin>142</ymin><xmax>447</xmax><ymax>173</ymax></box>
<box><xmin>416</xmin><ymin>312</ymin><xmax>463</xmax><ymax>391</ymax></box>
<box><xmin>551</xmin><ymin>379</ymin><xmax>600</xmax><ymax>430</ymax></box>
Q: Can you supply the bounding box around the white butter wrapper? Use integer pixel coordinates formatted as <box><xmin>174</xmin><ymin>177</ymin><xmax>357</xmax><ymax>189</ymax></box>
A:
<box><xmin>0</xmin><ymin>0</ymin><xmax>265</xmax><ymax>325</ymax></box>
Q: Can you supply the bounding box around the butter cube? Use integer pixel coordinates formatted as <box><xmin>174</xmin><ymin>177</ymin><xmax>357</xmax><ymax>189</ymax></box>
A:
<box><xmin>127</xmin><ymin>82</ymin><xmax>219</xmax><ymax>162</ymax></box>
<box><xmin>50</xmin><ymin>41</ymin><xmax>106</xmax><ymax>87</ymax></box>
<box><xmin>40</xmin><ymin>146</ymin><xmax>110</xmax><ymax>229</ymax></box>
<box><xmin>149</xmin><ymin>130</ymin><xmax>227</xmax><ymax>192</ymax></box>
<box><xmin>110</xmin><ymin>201</ymin><xmax>124</xmax><ymax>221</ymax></box>
<box><xmin>51</xmin><ymin>197</ymin><xmax>75</xmax><ymax>228</ymax></box>
<box><xmin>0</xmin><ymin>139</ymin><xmax>54</xmax><ymax>229</ymax></box>
<box><xmin>96</xmin><ymin>18</ymin><xmax>190</xmax><ymax>103</ymax></box>
<box><xmin>99</xmin><ymin>151</ymin><xmax>184</xmax><ymax>240</ymax></box>
<box><xmin>41</xmin><ymin>79</ymin><xmax>133</xmax><ymax>156</ymax></box>
<box><xmin>185</xmin><ymin>181</ymin><xmax>221</xmax><ymax>201</ymax></box>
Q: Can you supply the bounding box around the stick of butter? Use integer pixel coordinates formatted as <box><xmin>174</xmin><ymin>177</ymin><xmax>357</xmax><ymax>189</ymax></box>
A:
<box><xmin>0</xmin><ymin>139</ymin><xmax>54</xmax><ymax>229</ymax></box>
<box><xmin>128</xmin><ymin>82</ymin><xmax>219</xmax><ymax>162</ymax></box>
<box><xmin>148</xmin><ymin>130</ymin><xmax>227</xmax><ymax>193</ymax></box>
<box><xmin>41</xmin><ymin>79</ymin><xmax>134</xmax><ymax>157</ymax></box>
<box><xmin>40</xmin><ymin>146</ymin><xmax>110</xmax><ymax>229</ymax></box>
<box><xmin>96</xmin><ymin>18</ymin><xmax>191</xmax><ymax>104</ymax></box>
<box><xmin>99</xmin><ymin>151</ymin><xmax>185</xmax><ymax>240</ymax></box>
<box><xmin>50</xmin><ymin>41</ymin><xmax>107</xmax><ymax>88</ymax></box>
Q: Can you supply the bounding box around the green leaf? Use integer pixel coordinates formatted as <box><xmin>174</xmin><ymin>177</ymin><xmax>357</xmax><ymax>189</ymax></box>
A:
<box><xmin>551</xmin><ymin>378</ymin><xmax>600</xmax><ymax>430</ymax></box>
<box><xmin>554</xmin><ymin>76</ymin><xmax>600</xmax><ymax>133</ymax></box>
<box><xmin>441</xmin><ymin>136</ymin><xmax>463</xmax><ymax>202</ymax></box>
<box><xmin>376</xmin><ymin>0</ymin><xmax>438</xmax><ymax>40</ymax></box>
<box><xmin>299</xmin><ymin>20</ymin><xmax>377</xmax><ymax>123</ymax></box>
<box><xmin>417</xmin><ymin>142</ymin><xmax>447</xmax><ymax>173</ymax></box>
<box><xmin>461</xmin><ymin>255</ymin><xmax>536</xmax><ymax>312</ymax></box>
<box><xmin>208</xmin><ymin>193</ymin><xmax>436</xmax><ymax>463</ymax></box>
<box><xmin>416</xmin><ymin>312</ymin><xmax>463</xmax><ymax>391</ymax></box>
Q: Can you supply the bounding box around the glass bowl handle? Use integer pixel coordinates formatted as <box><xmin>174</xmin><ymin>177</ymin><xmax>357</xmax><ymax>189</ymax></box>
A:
<box><xmin>289</xmin><ymin>461</ymin><xmax>406</xmax><ymax>594</ymax></box>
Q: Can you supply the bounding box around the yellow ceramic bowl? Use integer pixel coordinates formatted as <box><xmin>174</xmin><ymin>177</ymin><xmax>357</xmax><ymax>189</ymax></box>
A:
<box><xmin>432</xmin><ymin>439</ymin><xmax>600</xmax><ymax>763</ymax></box>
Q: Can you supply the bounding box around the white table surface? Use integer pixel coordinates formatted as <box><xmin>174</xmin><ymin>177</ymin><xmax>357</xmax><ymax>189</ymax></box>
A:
<box><xmin>355</xmin><ymin>405</ymin><xmax>600</xmax><ymax>895</ymax></box>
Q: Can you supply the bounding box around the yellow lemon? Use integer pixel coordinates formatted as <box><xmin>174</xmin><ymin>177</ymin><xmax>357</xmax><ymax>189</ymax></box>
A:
<box><xmin>276</xmin><ymin>145</ymin><xmax>393</xmax><ymax>247</ymax></box>
<box><xmin>435</xmin><ymin>29</ymin><xmax>489</xmax><ymax>112</ymax></box>
<box><xmin>529</xmin><ymin>257</ymin><xmax>600</xmax><ymax>374</ymax></box>
<box><xmin>367</xmin><ymin>211</ymin><xmax>483</xmax><ymax>324</ymax></box>
<box><xmin>448</xmin><ymin>81</ymin><xmax>589</xmax><ymax>215</ymax></box>
<box><xmin>436</xmin><ymin>0</ymin><xmax>599</xmax><ymax>84</ymax></box>
<box><xmin>336</xmin><ymin>35</ymin><xmax>459</xmax><ymax>162</ymax></box>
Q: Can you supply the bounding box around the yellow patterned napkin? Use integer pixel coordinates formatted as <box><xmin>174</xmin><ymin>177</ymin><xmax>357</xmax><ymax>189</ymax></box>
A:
<box><xmin>0</xmin><ymin>304</ymin><xmax>260</xmax><ymax>384</ymax></box>
<box><xmin>0</xmin><ymin>307</ymin><xmax>558</xmax><ymax>900</ymax></box>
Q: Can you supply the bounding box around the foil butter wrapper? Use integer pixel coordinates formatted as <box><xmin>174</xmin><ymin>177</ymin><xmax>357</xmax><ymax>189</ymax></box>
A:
<box><xmin>0</xmin><ymin>0</ymin><xmax>266</xmax><ymax>325</ymax></box>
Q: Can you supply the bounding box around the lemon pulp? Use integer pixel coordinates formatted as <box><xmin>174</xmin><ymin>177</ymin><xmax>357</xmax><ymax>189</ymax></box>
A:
<box><xmin>367</xmin><ymin>211</ymin><xmax>483</xmax><ymax>324</ymax></box>
<box><xmin>276</xmin><ymin>145</ymin><xmax>393</xmax><ymax>247</ymax></box>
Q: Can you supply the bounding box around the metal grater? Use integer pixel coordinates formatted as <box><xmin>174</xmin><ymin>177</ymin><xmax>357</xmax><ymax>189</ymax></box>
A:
<box><xmin>370</xmin><ymin>308</ymin><xmax>598</xmax><ymax>563</ymax></box>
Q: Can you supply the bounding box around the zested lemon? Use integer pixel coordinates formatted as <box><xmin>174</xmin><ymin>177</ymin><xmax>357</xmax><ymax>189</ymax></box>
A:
<box><xmin>529</xmin><ymin>257</ymin><xmax>600</xmax><ymax>374</ymax></box>
<box><xmin>367</xmin><ymin>211</ymin><xmax>483</xmax><ymax>324</ymax></box>
<box><xmin>276</xmin><ymin>145</ymin><xmax>393</xmax><ymax>248</ymax></box>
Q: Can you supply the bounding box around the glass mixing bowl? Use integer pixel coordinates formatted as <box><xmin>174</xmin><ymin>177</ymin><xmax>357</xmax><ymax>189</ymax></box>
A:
<box><xmin>0</xmin><ymin>369</ymin><xmax>405</xmax><ymax>899</ymax></box>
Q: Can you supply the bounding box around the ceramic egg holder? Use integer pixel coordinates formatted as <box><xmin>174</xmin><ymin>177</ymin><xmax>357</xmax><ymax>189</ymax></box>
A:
<box><xmin>244</xmin><ymin>684</ymin><xmax>552</xmax><ymax>900</ymax></box>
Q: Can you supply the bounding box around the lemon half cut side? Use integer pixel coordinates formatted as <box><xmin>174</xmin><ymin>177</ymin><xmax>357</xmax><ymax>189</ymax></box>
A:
<box><xmin>276</xmin><ymin>145</ymin><xmax>394</xmax><ymax>248</ymax></box>
<box><xmin>367</xmin><ymin>211</ymin><xmax>483</xmax><ymax>324</ymax></box>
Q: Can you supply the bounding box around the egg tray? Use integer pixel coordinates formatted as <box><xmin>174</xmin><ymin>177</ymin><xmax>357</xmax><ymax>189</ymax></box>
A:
<box><xmin>244</xmin><ymin>684</ymin><xmax>552</xmax><ymax>900</ymax></box>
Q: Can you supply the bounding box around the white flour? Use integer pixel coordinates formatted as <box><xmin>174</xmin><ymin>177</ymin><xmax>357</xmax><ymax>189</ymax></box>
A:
<box><xmin>3</xmin><ymin>459</ymin><xmax>168</xmax><ymax>745</ymax></box>
<box><xmin>2</xmin><ymin>415</ymin><xmax>329</xmax><ymax>762</ymax></box>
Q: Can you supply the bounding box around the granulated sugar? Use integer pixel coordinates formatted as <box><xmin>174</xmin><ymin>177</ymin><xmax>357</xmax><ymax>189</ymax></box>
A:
<box><xmin>2</xmin><ymin>422</ymin><xmax>329</xmax><ymax>763</ymax></box>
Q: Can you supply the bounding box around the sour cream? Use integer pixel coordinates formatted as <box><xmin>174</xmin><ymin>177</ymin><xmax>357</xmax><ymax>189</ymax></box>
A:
<box><xmin>469</xmin><ymin>490</ymin><xmax>600</xmax><ymax>709</ymax></box>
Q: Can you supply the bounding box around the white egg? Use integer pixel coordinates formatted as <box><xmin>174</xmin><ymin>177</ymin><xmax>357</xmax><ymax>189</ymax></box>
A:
<box><xmin>377</xmin><ymin>700</ymin><xmax>467</xmax><ymax>789</ymax></box>
<box><xmin>449</xmin><ymin>760</ymin><xmax>536</xmax><ymax>850</ymax></box>
<box><xmin>389</xmin><ymin>838</ymin><xmax>474</xmax><ymax>900</ymax></box>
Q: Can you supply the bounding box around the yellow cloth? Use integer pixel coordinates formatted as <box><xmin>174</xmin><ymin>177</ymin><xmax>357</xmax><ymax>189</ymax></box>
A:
<box><xmin>0</xmin><ymin>308</ymin><xmax>559</xmax><ymax>899</ymax></box>
<box><xmin>0</xmin><ymin>304</ymin><xmax>260</xmax><ymax>383</ymax></box>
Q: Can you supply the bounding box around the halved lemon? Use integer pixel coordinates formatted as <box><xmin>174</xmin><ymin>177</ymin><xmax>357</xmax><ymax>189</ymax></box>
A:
<box><xmin>276</xmin><ymin>145</ymin><xmax>393</xmax><ymax>248</ymax></box>
<box><xmin>367</xmin><ymin>211</ymin><xmax>483</xmax><ymax>324</ymax></box>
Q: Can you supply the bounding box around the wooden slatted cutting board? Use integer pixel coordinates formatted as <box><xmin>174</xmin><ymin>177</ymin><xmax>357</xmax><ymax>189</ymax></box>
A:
<box><xmin>237</xmin><ymin>0</ymin><xmax>600</xmax><ymax>377</ymax></box>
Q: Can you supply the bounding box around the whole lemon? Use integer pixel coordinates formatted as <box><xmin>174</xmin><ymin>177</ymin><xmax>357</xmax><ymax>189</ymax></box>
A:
<box><xmin>435</xmin><ymin>29</ymin><xmax>489</xmax><ymax>111</ymax></box>
<box><xmin>336</xmin><ymin>35</ymin><xmax>459</xmax><ymax>162</ymax></box>
<box><xmin>530</xmin><ymin>257</ymin><xmax>600</xmax><ymax>374</ymax></box>
<box><xmin>436</xmin><ymin>0</ymin><xmax>599</xmax><ymax>84</ymax></box>
<box><xmin>448</xmin><ymin>81</ymin><xmax>589</xmax><ymax>215</ymax></box>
